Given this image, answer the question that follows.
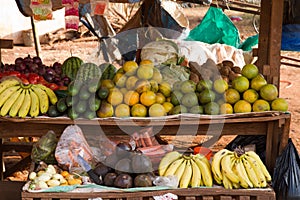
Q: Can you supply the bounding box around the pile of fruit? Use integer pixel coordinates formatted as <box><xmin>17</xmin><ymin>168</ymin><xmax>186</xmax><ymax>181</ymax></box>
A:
<box><xmin>158</xmin><ymin>149</ymin><xmax>272</xmax><ymax>189</ymax></box>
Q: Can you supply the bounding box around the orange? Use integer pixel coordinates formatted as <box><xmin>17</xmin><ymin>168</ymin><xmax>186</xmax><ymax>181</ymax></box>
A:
<box><xmin>156</xmin><ymin>92</ymin><xmax>166</xmax><ymax>104</ymax></box>
<box><xmin>126</xmin><ymin>76</ymin><xmax>139</xmax><ymax>90</ymax></box>
<box><xmin>232</xmin><ymin>76</ymin><xmax>249</xmax><ymax>93</ymax></box>
<box><xmin>149</xmin><ymin>103</ymin><xmax>166</xmax><ymax>117</ymax></box>
<box><xmin>139</xmin><ymin>59</ymin><xmax>154</xmax><ymax>68</ymax></box>
<box><xmin>124</xmin><ymin>90</ymin><xmax>139</xmax><ymax>106</ymax></box>
<box><xmin>271</xmin><ymin>98</ymin><xmax>288</xmax><ymax>111</ymax></box>
<box><xmin>107</xmin><ymin>88</ymin><xmax>123</xmax><ymax>106</ymax></box>
<box><xmin>220</xmin><ymin>103</ymin><xmax>233</xmax><ymax>114</ymax></box>
<box><xmin>241</xmin><ymin>64</ymin><xmax>259</xmax><ymax>79</ymax></box>
<box><xmin>115</xmin><ymin>104</ymin><xmax>130</xmax><ymax>118</ymax></box>
<box><xmin>213</xmin><ymin>79</ymin><xmax>228</xmax><ymax>94</ymax></box>
<box><xmin>135</xmin><ymin>79</ymin><xmax>151</xmax><ymax>94</ymax></box>
<box><xmin>163</xmin><ymin>102</ymin><xmax>174</xmax><ymax>114</ymax></box>
<box><xmin>131</xmin><ymin>103</ymin><xmax>147</xmax><ymax>117</ymax></box>
<box><xmin>250</xmin><ymin>74</ymin><xmax>267</xmax><ymax>91</ymax></box>
<box><xmin>260</xmin><ymin>84</ymin><xmax>278</xmax><ymax>101</ymax></box>
<box><xmin>252</xmin><ymin>99</ymin><xmax>270</xmax><ymax>112</ymax></box>
<box><xmin>225</xmin><ymin>88</ymin><xmax>240</xmax><ymax>104</ymax></box>
<box><xmin>233</xmin><ymin>100</ymin><xmax>252</xmax><ymax>113</ymax></box>
<box><xmin>243</xmin><ymin>89</ymin><xmax>259</xmax><ymax>103</ymax></box>
<box><xmin>123</xmin><ymin>61</ymin><xmax>138</xmax><ymax>76</ymax></box>
<box><xmin>137</xmin><ymin>66</ymin><xmax>153</xmax><ymax>80</ymax></box>
<box><xmin>140</xmin><ymin>91</ymin><xmax>156</xmax><ymax>107</ymax></box>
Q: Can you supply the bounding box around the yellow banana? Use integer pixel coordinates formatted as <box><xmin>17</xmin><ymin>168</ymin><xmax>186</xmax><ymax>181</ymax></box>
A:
<box><xmin>31</xmin><ymin>85</ymin><xmax>49</xmax><ymax>114</ymax></box>
<box><xmin>0</xmin><ymin>88</ymin><xmax>22</xmax><ymax>116</ymax></box>
<box><xmin>232</xmin><ymin>181</ymin><xmax>240</xmax><ymax>189</ymax></box>
<box><xmin>174</xmin><ymin>160</ymin><xmax>187</xmax><ymax>187</ymax></box>
<box><xmin>242</xmin><ymin>157</ymin><xmax>261</xmax><ymax>188</ymax></box>
<box><xmin>158</xmin><ymin>151</ymin><xmax>182</xmax><ymax>176</ymax></box>
<box><xmin>211</xmin><ymin>149</ymin><xmax>233</xmax><ymax>183</ymax></box>
<box><xmin>193</xmin><ymin>156</ymin><xmax>213</xmax><ymax>187</ymax></box>
<box><xmin>190</xmin><ymin>159</ymin><xmax>201</xmax><ymax>187</ymax></box>
<box><xmin>222</xmin><ymin>170</ymin><xmax>233</xmax><ymax>189</ymax></box>
<box><xmin>245</xmin><ymin>155</ymin><xmax>267</xmax><ymax>187</ymax></box>
<box><xmin>9</xmin><ymin>89</ymin><xmax>26</xmax><ymax>117</ymax></box>
<box><xmin>18</xmin><ymin>90</ymin><xmax>31</xmax><ymax>118</ymax></box>
<box><xmin>0</xmin><ymin>77</ymin><xmax>20</xmax><ymax>94</ymax></box>
<box><xmin>245</xmin><ymin>151</ymin><xmax>272</xmax><ymax>182</ymax></box>
<box><xmin>179</xmin><ymin>159</ymin><xmax>192</xmax><ymax>188</ymax></box>
<box><xmin>0</xmin><ymin>85</ymin><xmax>20</xmax><ymax>108</ymax></box>
<box><xmin>36</xmin><ymin>84</ymin><xmax>58</xmax><ymax>105</ymax></box>
<box><xmin>220</xmin><ymin>154</ymin><xmax>240</xmax><ymax>184</ymax></box>
<box><xmin>235</xmin><ymin>158</ymin><xmax>253</xmax><ymax>188</ymax></box>
<box><xmin>164</xmin><ymin>157</ymin><xmax>185</xmax><ymax>177</ymax></box>
<box><xmin>29</xmin><ymin>89</ymin><xmax>40</xmax><ymax>117</ymax></box>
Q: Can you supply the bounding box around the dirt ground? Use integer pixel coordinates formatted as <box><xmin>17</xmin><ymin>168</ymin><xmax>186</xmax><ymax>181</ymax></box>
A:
<box><xmin>1</xmin><ymin>6</ymin><xmax>300</xmax><ymax>180</ymax></box>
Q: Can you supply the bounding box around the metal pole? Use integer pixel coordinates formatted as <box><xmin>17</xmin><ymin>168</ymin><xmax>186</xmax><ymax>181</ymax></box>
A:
<box><xmin>30</xmin><ymin>16</ymin><xmax>41</xmax><ymax>57</ymax></box>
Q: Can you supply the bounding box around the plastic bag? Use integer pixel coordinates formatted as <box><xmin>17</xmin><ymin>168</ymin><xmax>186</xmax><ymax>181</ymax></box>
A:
<box><xmin>55</xmin><ymin>125</ymin><xmax>94</xmax><ymax>173</ymax></box>
<box><xmin>186</xmin><ymin>6</ymin><xmax>240</xmax><ymax>48</ymax></box>
<box><xmin>31</xmin><ymin>130</ymin><xmax>58</xmax><ymax>164</ymax></box>
<box><xmin>272</xmin><ymin>138</ymin><xmax>300</xmax><ymax>200</ymax></box>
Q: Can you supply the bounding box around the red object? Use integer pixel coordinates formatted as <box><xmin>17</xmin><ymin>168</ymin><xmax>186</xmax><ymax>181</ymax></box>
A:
<box><xmin>47</xmin><ymin>83</ymin><xmax>59</xmax><ymax>91</ymax></box>
<box><xmin>193</xmin><ymin>146</ymin><xmax>213</xmax><ymax>160</ymax></box>
<box><xmin>27</xmin><ymin>73</ymin><xmax>40</xmax><ymax>84</ymax></box>
<box><xmin>94</xmin><ymin>2</ymin><xmax>107</xmax><ymax>15</ymax></box>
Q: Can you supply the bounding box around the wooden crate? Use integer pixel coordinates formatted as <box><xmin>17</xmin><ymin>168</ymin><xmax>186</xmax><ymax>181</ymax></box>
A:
<box><xmin>21</xmin><ymin>187</ymin><xmax>276</xmax><ymax>200</ymax></box>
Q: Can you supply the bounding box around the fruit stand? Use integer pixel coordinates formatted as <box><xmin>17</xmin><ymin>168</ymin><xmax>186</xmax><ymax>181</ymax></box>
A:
<box><xmin>0</xmin><ymin>0</ymin><xmax>291</xmax><ymax>199</ymax></box>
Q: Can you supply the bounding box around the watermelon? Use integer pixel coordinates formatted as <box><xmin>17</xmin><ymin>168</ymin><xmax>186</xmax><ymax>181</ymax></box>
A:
<box><xmin>62</xmin><ymin>56</ymin><xmax>83</xmax><ymax>81</ymax></box>
<box><xmin>76</xmin><ymin>62</ymin><xmax>102</xmax><ymax>82</ymax></box>
<box><xmin>99</xmin><ymin>63</ymin><xmax>116</xmax><ymax>80</ymax></box>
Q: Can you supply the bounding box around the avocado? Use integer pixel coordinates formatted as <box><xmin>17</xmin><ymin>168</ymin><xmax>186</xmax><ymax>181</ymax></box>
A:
<box><xmin>65</xmin><ymin>95</ymin><xmax>77</xmax><ymax>107</ymax></box>
<box><xmin>113</xmin><ymin>173</ymin><xmax>133</xmax><ymax>188</ymax></box>
<box><xmin>67</xmin><ymin>107</ymin><xmax>79</xmax><ymax>119</ymax></box>
<box><xmin>56</xmin><ymin>97</ymin><xmax>68</xmax><ymax>113</ymax></box>
<box><xmin>48</xmin><ymin>104</ymin><xmax>61</xmax><ymax>117</ymax></box>
<box><xmin>83</xmin><ymin>110</ymin><xmax>96</xmax><ymax>119</ymax></box>
<box><xmin>79</xmin><ymin>85</ymin><xmax>91</xmax><ymax>100</ymax></box>
<box><xmin>97</xmin><ymin>87</ymin><xmax>109</xmax><ymax>99</ymax></box>
<box><xmin>134</xmin><ymin>174</ymin><xmax>153</xmax><ymax>187</ymax></box>
<box><xmin>88</xmin><ymin>97</ymin><xmax>101</xmax><ymax>111</ymax></box>
<box><xmin>67</xmin><ymin>81</ymin><xmax>82</xmax><ymax>96</ymax></box>
<box><xmin>104</xmin><ymin>172</ymin><xmax>118</xmax><ymax>187</ymax></box>
<box><xmin>75</xmin><ymin>100</ymin><xmax>87</xmax><ymax>114</ymax></box>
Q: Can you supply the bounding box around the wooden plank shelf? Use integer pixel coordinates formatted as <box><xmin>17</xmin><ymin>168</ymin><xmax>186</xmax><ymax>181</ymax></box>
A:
<box><xmin>21</xmin><ymin>186</ymin><xmax>276</xmax><ymax>200</ymax></box>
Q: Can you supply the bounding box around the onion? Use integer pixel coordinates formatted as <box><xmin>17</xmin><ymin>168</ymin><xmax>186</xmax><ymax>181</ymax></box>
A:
<box><xmin>46</xmin><ymin>68</ymin><xmax>56</xmax><ymax>76</ymax></box>
<box><xmin>62</xmin><ymin>76</ymin><xmax>71</xmax><ymax>85</ymax></box>
<box><xmin>28</xmin><ymin>63</ymin><xmax>38</xmax><ymax>73</ymax></box>
<box><xmin>15</xmin><ymin>57</ymin><xmax>23</xmax><ymax>65</ymax></box>
<box><xmin>44</xmin><ymin>74</ymin><xmax>54</xmax><ymax>82</ymax></box>
<box><xmin>38</xmin><ymin>67</ymin><xmax>46</xmax><ymax>76</ymax></box>
<box><xmin>32</xmin><ymin>56</ymin><xmax>42</xmax><ymax>65</ymax></box>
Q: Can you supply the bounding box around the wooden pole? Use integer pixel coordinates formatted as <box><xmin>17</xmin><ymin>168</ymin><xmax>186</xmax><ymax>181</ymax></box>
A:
<box><xmin>30</xmin><ymin>16</ymin><xmax>41</xmax><ymax>58</ymax></box>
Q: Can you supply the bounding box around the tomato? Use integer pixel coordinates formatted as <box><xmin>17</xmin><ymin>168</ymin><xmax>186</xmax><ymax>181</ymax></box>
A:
<box><xmin>28</xmin><ymin>73</ymin><xmax>40</xmax><ymax>84</ymax></box>
<box><xmin>47</xmin><ymin>83</ymin><xmax>59</xmax><ymax>91</ymax></box>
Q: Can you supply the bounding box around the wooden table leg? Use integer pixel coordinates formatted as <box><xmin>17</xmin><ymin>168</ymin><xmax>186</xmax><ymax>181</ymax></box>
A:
<box><xmin>279</xmin><ymin>114</ymin><xmax>291</xmax><ymax>153</ymax></box>
<box><xmin>0</xmin><ymin>138</ymin><xmax>3</xmax><ymax>180</ymax></box>
<box><xmin>265</xmin><ymin>121</ymin><xmax>274</xmax><ymax>173</ymax></box>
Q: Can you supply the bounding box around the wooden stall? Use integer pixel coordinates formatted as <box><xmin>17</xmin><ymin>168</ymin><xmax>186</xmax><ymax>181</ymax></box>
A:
<box><xmin>0</xmin><ymin>0</ymin><xmax>291</xmax><ymax>199</ymax></box>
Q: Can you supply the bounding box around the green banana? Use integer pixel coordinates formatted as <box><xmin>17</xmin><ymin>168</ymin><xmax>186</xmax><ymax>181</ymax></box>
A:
<box><xmin>158</xmin><ymin>151</ymin><xmax>182</xmax><ymax>176</ymax></box>
<box><xmin>31</xmin><ymin>85</ymin><xmax>49</xmax><ymax>114</ymax></box>
<box><xmin>18</xmin><ymin>90</ymin><xmax>31</xmax><ymax>118</ymax></box>
<box><xmin>0</xmin><ymin>88</ymin><xmax>22</xmax><ymax>116</ymax></box>
<box><xmin>29</xmin><ymin>89</ymin><xmax>40</xmax><ymax>117</ymax></box>
<box><xmin>0</xmin><ymin>85</ymin><xmax>20</xmax><ymax>108</ymax></box>
<box><xmin>9</xmin><ymin>89</ymin><xmax>26</xmax><ymax>117</ymax></box>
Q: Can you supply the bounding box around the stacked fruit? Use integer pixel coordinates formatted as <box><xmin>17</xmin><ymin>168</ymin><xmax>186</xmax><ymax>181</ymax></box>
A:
<box><xmin>0</xmin><ymin>77</ymin><xmax>58</xmax><ymax>118</ymax></box>
<box><xmin>158</xmin><ymin>151</ymin><xmax>213</xmax><ymax>188</ymax></box>
<box><xmin>211</xmin><ymin>149</ymin><xmax>272</xmax><ymax>189</ymax></box>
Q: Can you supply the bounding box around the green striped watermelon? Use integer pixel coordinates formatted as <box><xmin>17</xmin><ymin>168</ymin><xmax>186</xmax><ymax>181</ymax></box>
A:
<box><xmin>62</xmin><ymin>56</ymin><xmax>83</xmax><ymax>81</ymax></box>
<box><xmin>76</xmin><ymin>62</ymin><xmax>102</xmax><ymax>82</ymax></box>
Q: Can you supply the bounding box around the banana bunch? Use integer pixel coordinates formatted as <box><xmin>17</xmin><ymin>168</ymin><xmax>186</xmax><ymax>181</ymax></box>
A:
<box><xmin>0</xmin><ymin>77</ymin><xmax>58</xmax><ymax>118</ymax></box>
<box><xmin>211</xmin><ymin>149</ymin><xmax>272</xmax><ymax>189</ymax></box>
<box><xmin>158</xmin><ymin>151</ymin><xmax>213</xmax><ymax>188</ymax></box>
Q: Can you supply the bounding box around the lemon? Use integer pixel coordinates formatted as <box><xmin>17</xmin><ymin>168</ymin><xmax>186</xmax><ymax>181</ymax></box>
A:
<box><xmin>126</xmin><ymin>76</ymin><xmax>139</xmax><ymax>90</ymax></box>
<box><xmin>253</xmin><ymin>99</ymin><xmax>270</xmax><ymax>112</ymax></box>
<box><xmin>149</xmin><ymin>103</ymin><xmax>166</xmax><ymax>117</ymax></box>
<box><xmin>131</xmin><ymin>103</ymin><xmax>147</xmax><ymax>117</ymax></box>
<box><xmin>213</xmin><ymin>79</ymin><xmax>228</xmax><ymax>94</ymax></box>
<box><xmin>271</xmin><ymin>98</ymin><xmax>288</xmax><ymax>111</ymax></box>
<box><xmin>107</xmin><ymin>88</ymin><xmax>123</xmax><ymax>106</ymax></box>
<box><xmin>241</xmin><ymin>64</ymin><xmax>259</xmax><ymax>79</ymax></box>
<box><xmin>260</xmin><ymin>84</ymin><xmax>278</xmax><ymax>101</ymax></box>
<box><xmin>250</xmin><ymin>74</ymin><xmax>267</xmax><ymax>91</ymax></box>
<box><xmin>234</xmin><ymin>100</ymin><xmax>252</xmax><ymax>113</ymax></box>
<box><xmin>137</xmin><ymin>66</ymin><xmax>153</xmax><ymax>80</ymax></box>
<box><xmin>156</xmin><ymin>92</ymin><xmax>166</xmax><ymax>104</ymax></box>
<box><xmin>123</xmin><ymin>61</ymin><xmax>138</xmax><ymax>76</ymax></box>
<box><xmin>135</xmin><ymin>79</ymin><xmax>151</xmax><ymax>94</ymax></box>
<box><xmin>159</xmin><ymin>82</ymin><xmax>172</xmax><ymax>97</ymax></box>
<box><xmin>243</xmin><ymin>89</ymin><xmax>259</xmax><ymax>103</ymax></box>
<box><xmin>225</xmin><ymin>88</ymin><xmax>240</xmax><ymax>104</ymax></box>
<box><xmin>115</xmin><ymin>104</ymin><xmax>130</xmax><ymax>118</ymax></box>
<box><xmin>232</xmin><ymin>76</ymin><xmax>249</xmax><ymax>93</ymax></box>
<box><xmin>163</xmin><ymin>102</ymin><xmax>174</xmax><ymax>114</ymax></box>
<box><xmin>114</xmin><ymin>72</ymin><xmax>127</xmax><ymax>88</ymax></box>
